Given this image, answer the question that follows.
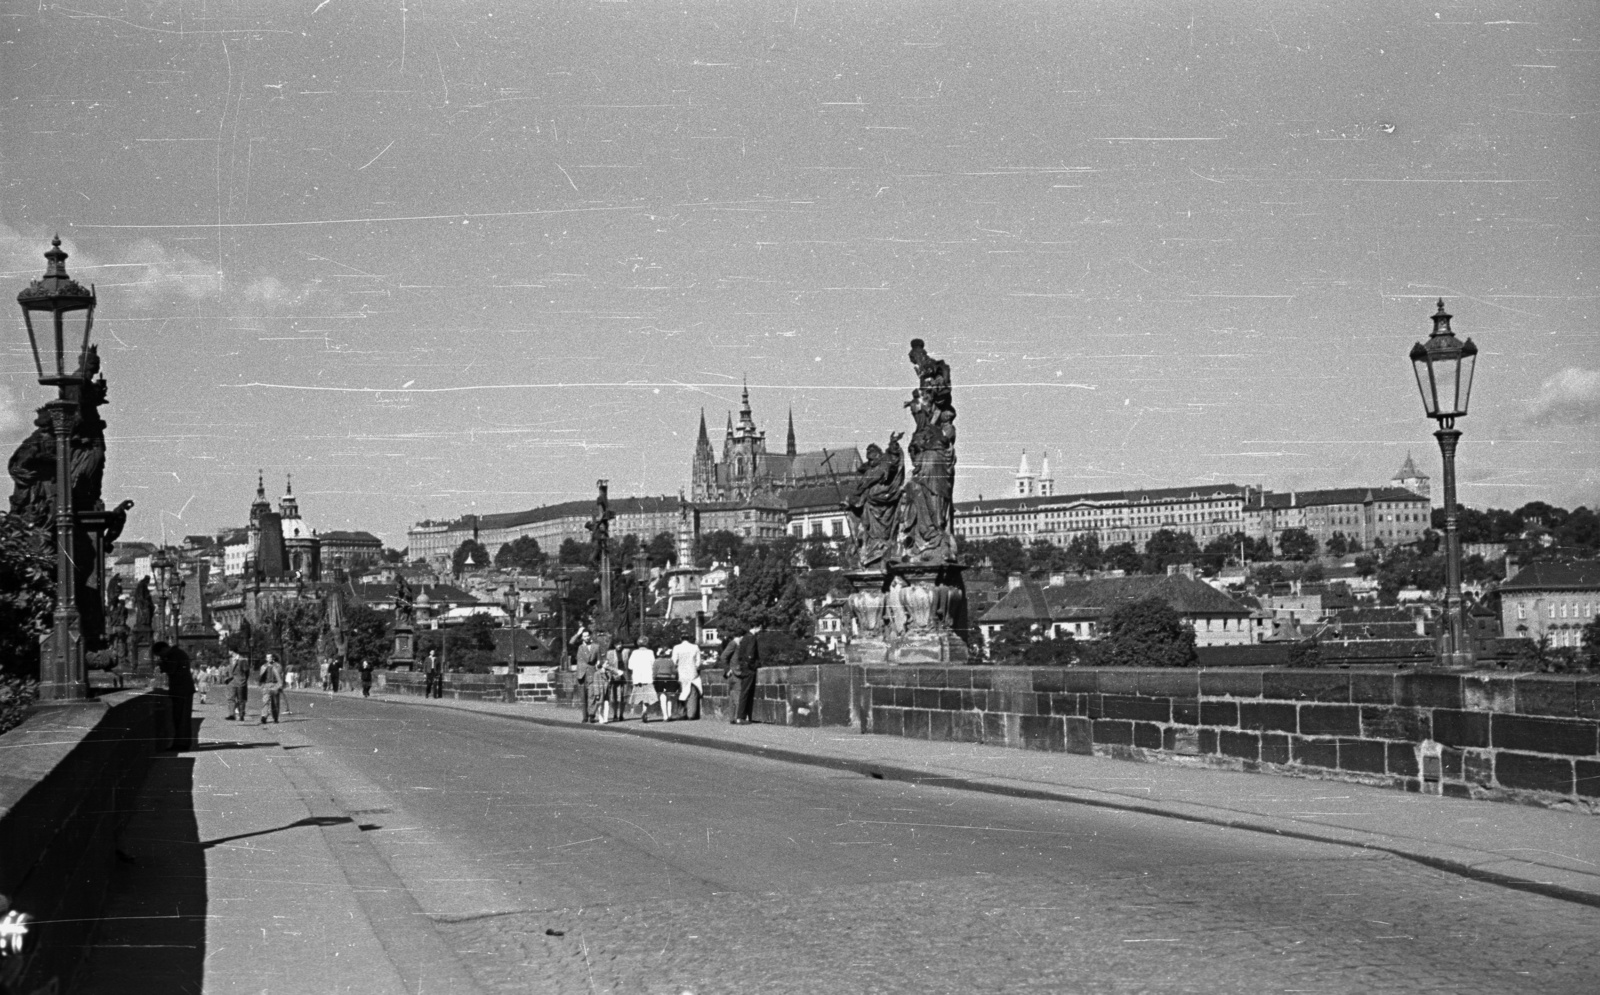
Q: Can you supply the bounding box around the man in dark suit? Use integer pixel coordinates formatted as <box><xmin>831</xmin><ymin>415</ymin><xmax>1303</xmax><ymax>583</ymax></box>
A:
<box><xmin>729</xmin><ymin>625</ymin><xmax>762</xmax><ymax>725</ymax></box>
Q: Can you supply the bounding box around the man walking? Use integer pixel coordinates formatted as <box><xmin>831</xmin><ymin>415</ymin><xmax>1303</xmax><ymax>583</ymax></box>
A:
<box><xmin>225</xmin><ymin>651</ymin><xmax>251</xmax><ymax>721</ymax></box>
<box><xmin>359</xmin><ymin>658</ymin><xmax>375</xmax><ymax>697</ymax></box>
<box><xmin>329</xmin><ymin>658</ymin><xmax>342</xmax><ymax>693</ymax></box>
<box><xmin>152</xmin><ymin>641</ymin><xmax>195</xmax><ymax>751</ymax></box>
<box><xmin>259</xmin><ymin>654</ymin><xmax>285</xmax><ymax>724</ymax></box>
<box><xmin>729</xmin><ymin>625</ymin><xmax>763</xmax><ymax>725</ymax></box>
<box><xmin>424</xmin><ymin>650</ymin><xmax>444</xmax><ymax>699</ymax></box>
<box><xmin>672</xmin><ymin>633</ymin><xmax>703</xmax><ymax>721</ymax></box>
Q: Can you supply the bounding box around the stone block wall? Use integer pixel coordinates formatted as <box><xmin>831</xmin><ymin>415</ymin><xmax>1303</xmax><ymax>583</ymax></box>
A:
<box><xmin>858</xmin><ymin>666</ymin><xmax>1600</xmax><ymax>809</ymax></box>
<box><xmin>377</xmin><ymin>670</ymin><xmax>513</xmax><ymax>701</ymax></box>
<box><xmin>0</xmin><ymin>691</ymin><xmax>168</xmax><ymax>994</ymax></box>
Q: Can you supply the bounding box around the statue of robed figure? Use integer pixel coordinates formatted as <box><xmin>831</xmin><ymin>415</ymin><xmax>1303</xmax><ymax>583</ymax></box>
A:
<box><xmin>897</xmin><ymin>339</ymin><xmax>957</xmax><ymax>563</ymax></box>
<box><xmin>843</xmin><ymin>431</ymin><xmax>904</xmax><ymax>569</ymax></box>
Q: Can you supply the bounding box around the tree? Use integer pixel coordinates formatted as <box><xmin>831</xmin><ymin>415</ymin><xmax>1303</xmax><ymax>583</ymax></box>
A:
<box><xmin>710</xmin><ymin>545</ymin><xmax>811</xmax><ymax>639</ymax></box>
<box><xmin>1415</xmin><ymin>529</ymin><xmax>1442</xmax><ymax>558</ymax></box>
<box><xmin>1088</xmin><ymin>596</ymin><xmax>1196</xmax><ymax>668</ymax></box>
<box><xmin>452</xmin><ymin>539</ymin><xmax>490</xmax><ymax>575</ymax></box>
<box><xmin>984</xmin><ymin>536</ymin><xmax>1027</xmax><ymax>579</ymax></box>
<box><xmin>802</xmin><ymin>538</ymin><xmax>839</xmax><ymax>570</ymax></box>
<box><xmin>1143</xmin><ymin>529</ymin><xmax>1201</xmax><ymax>574</ymax></box>
<box><xmin>1064</xmin><ymin>533</ymin><xmax>1103</xmax><ymax>574</ymax></box>
<box><xmin>558</xmin><ymin>537</ymin><xmax>590</xmax><ymax>567</ymax></box>
<box><xmin>344</xmin><ymin>601</ymin><xmax>392</xmax><ymax>666</ymax></box>
<box><xmin>255</xmin><ymin>598</ymin><xmax>326</xmax><ymax>670</ymax></box>
<box><xmin>1102</xmin><ymin>542</ymin><xmax>1143</xmax><ymax>575</ymax></box>
<box><xmin>1199</xmin><ymin>532</ymin><xmax>1242</xmax><ymax>573</ymax></box>
<box><xmin>1278</xmin><ymin>528</ymin><xmax>1318</xmax><ymax>561</ymax></box>
<box><xmin>1251</xmin><ymin>563</ymin><xmax>1286</xmax><ymax>595</ymax></box>
<box><xmin>1245</xmin><ymin>536</ymin><xmax>1276</xmax><ymax>562</ymax></box>
<box><xmin>382</xmin><ymin>546</ymin><xmax>407</xmax><ymax>564</ymax></box>
<box><xmin>645</xmin><ymin>531</ymin><xmax>677</xmax><ymax>567</ymax></box>
<box><xmin>1325</xmin><ymin>532</ymin><xmax>1351</xmax><ymax>558</ymax></box>
<box><xmin>419</xmin><ymin>613</ymin><xmax>498</xmax><ymax>673</ymax></box>
<box><xmin>0</xmin><ymin>515</ymin><xmax>53</xmax><ymax>681</ymax></box>
<box><xmin>615</xmin><ymin>533</ymin><xmax>642</xmax><ymax>569</ymax></box>
<box><xmin>494</xmin><ymin>536</ymin><xmax>546</xmax><ymax>573</ymax></box>
<box><xmin>1581</xmin><ymin>616</ymin><xmax>1600</xmax><ymax>672</ymax></box>
<box><xmin>695</xmin><ymin>529</ymin><xmax>745</xmax><ymax>568</ymax></box>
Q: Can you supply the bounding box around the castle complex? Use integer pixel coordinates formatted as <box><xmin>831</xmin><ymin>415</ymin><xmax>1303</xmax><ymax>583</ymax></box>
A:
<box><xmin>690</xmin><ymin>384</ymin><xmax>859</xmax><ymax>502</ymax></box>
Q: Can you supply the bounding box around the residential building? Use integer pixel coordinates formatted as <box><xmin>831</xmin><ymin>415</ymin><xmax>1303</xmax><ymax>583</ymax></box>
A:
<box><xmin>1243</xmin><ymin>487</ymin><xmax>1430</xmax><ymax>553</ymax></box>
<box><xmin>1497</xmin><ymin>560</ymin><xmax>1600</xmax><ymax>649</ymax></box>
<box><xmin>977</xmin><ymin>573</ymin><xmax>1257</xmax><ymax>647</ymax></box>
<box><xmin>408</xmin><ymin>496</ymin><xmax>686</xmax><ymax>568</ymax></box>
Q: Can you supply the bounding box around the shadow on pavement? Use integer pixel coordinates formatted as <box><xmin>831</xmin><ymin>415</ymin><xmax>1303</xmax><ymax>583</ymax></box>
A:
<box><xmin>202</xmin><ymin>815</ymin><xmax>354</xmax><ymax>849</ymax></box>
<box><xmin>72</xmin><ymin>754</ymin><xmax>206</xmax><ymax>995</ymax></box>
<box><xmin>186</xmin><ymin>741</ymin><xmax>278</xmax><ymax>753</ymax></box>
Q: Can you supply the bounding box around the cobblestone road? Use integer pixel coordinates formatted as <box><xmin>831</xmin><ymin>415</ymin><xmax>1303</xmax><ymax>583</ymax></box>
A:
<box><xmin>298</xmin><ymin>698</ymin><xmax>1598</xmax><ymax>994</ymax></box>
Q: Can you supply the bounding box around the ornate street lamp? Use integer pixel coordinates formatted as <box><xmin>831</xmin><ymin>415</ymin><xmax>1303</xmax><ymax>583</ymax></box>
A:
<box><xmin>150</xmin><ymin>548</ymin><xmax>173</xmax><ymax>644</ymax></box>
<box><xmin>15</xmin><ymin>237</ymin><xmax>96</xmax><ymax>700</ymax></box>
<box><xmin>1409</xmin><ymin>299</ymin><xmax>1478</xmax><ymax>669</ymax></box>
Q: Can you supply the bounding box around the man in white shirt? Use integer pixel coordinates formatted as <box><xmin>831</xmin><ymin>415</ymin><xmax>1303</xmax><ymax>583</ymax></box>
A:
<box><xmin>670</xmin><ymin>635</ymin><xmax>703</xmax><ymax>721</ymax></box>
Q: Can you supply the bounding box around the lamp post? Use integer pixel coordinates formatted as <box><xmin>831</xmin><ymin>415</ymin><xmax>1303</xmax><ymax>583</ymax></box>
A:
<box><xmin>633</xmin><ymin>550</ymin><xmax>650</xmax><ymax>641</ymax></box>
<box><xmin>1409</xmin><ymin>299</ymin><xmax>1479</xmax><ymax>670</ymax></box>
<box><xmin>16</xmin><ymin>237</ymin><xmax>96</xmax><ymax>700</ymax></box>
<box><xmin>555</xmin><ymin>573</ymin><xmax>570</xmax><ymax>669</ymax></box>
<box><xmin>167</xmin><ymin>568</ymin><xmax>187</xmax><ymax>652</ymax></box>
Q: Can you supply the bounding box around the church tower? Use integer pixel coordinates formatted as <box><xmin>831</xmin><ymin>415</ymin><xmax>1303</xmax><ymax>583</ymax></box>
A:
<box><xmin>1038</xmin><ymin>452</ymin><xmax>1055</xmax><ymax>497</ymax></box>
<box><xmin>786</xmin><ymin>408</ymin><xmax>797</xmax><ymax>458</ymax></box>
<box><xmin>692</xmin><ymin>409</ymin><xmax>718</xmax><ymax>501</ymax></box>
<box><xmin>1392</xmin><ymin>452</ymin><xmax>1432</xmax><ymax>502</ymax></box>
<box><xmin>1015</xmin><ymin>452</ymin><xmax>1036</xmax><ymax>497</ymax></box>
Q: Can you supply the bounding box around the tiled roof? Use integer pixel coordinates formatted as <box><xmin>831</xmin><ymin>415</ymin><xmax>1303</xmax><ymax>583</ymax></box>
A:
<box><xmin>321</xmin><ymin>530</ymin><xmax>383</xmax><ymax>544</ymax></box>
<box><xmin>1498</xmin><ymin>559</ymin><xmax>1600</xmax><ymax>592</ymax></box>
<box><xmin>1245</xmin><ymin>487</ymin><xmax>1427</xmax><ymax>510</ymax></box>
<box><xmin>980</xmin><ymin>574</ymin><xmax>1252</xmax><ymax>624</ymax></box>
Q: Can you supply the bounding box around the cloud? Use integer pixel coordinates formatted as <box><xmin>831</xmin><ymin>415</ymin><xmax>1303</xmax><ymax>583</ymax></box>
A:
<box><xmin>2</xmin><ymin>222</ymin><xmax>305</xmax><ymax>313</ymax></box>
<box><xmin>1524</xmin><ymin>368</ymin><xmax>1600</xmax><ymax>428</ymax></box>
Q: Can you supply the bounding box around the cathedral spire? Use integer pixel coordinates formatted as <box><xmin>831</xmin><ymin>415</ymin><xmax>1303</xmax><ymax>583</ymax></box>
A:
<box><xmin>697</xmin><ymin>408</ymin><xmax>710</xmax><ymax>448</ymax></box>
<box><xmin>786</xmin><ymin>408</ymin><xmax>797</xmax><ymax>458</ymax></box>
<box><xmin>255</xmin><ymin>470</ymin><xmax>266</xmax><ymax>503</ymax></box>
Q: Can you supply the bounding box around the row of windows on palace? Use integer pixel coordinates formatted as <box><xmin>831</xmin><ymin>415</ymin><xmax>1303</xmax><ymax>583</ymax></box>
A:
<box><xmin>409</xmin><ymin>483</ymin><xmax>1432</xmax><ymax>566</ymax></box>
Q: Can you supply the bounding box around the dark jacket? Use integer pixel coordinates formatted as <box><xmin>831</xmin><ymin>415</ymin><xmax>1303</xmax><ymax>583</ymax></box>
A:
<box><xmin>158</xmin><ymin>647</ymin><xmax>195</xmax><ymax>694</ymax></box>
<box><xmin>730</xmin><ymin>632</ymin><xmax>762</xmax><ymax>676</ymax></box>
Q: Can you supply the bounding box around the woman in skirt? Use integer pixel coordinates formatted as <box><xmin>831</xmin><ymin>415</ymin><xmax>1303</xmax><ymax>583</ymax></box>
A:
<box><xmin>626</xmin><ymin>637</ymin><xmax>659</xmax><ymax>722</ymax></box>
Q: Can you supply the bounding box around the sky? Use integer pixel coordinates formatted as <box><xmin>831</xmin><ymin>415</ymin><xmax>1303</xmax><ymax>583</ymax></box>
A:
<box><xmin>2</xmin><ymin>0</ymin><xmax>1596</xmax><ymax>550</ymax></box>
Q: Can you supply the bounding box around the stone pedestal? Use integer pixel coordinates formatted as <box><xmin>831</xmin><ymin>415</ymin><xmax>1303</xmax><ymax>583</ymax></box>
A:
<box><xmin>131</xmin><ymin>623</ymin><xmax>153</xmax><ymax>675</ymax></box>
<box><xmin>391</xmin><ymin>624</ymin><xmax>416</xmax><ymax>670</ymax></box>
<box><xmin>841</xmin><ymin>563</ymin><xmax>969</xmax><ymax>665</ymax></box>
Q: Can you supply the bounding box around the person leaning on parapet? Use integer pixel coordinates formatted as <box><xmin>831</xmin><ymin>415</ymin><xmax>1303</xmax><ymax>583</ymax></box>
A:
<box><xmin>671</xmin><ymin>633</ymin><xmax>703</xmax><ymax>721</ymax></box>
<box><xmin>225</xmin><ymin>651</ymin><xmax>251</xmax><ymax>721</ymax></box>
<box><xmin>258</xmin><ymin>653</ymin><xmax>284</xmax><ymax>725</ymax></box>
<box><xmin>152</xmin><ymin>641</ymin><xmax>195</xmax><ymax>751</ymax></box>
<box><xmin>729</xmin><ymin>625</ymin><xmax>763</xmax><ymax>725</ymax></box>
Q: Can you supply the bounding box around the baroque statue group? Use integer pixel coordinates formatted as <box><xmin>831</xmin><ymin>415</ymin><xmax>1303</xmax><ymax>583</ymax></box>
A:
<box><xmin>838</xmin><ymin>339</ymin><xmax>967</xmax><ymax>663</ymax></box>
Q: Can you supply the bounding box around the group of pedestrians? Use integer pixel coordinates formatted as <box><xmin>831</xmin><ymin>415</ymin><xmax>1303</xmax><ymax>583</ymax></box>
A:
<box><xmin>152</xmin><ymin>639</ymin><xmax>384</xmax><ymax>751</ymax></box>
<box><xmin>572</xmin><ymin>624</ymin><xmax>761</xmax><ymax>726</ymax></box>
<box><xmin>574</xmin><ymin>630</ymin><xmax>708</xmax><ymax>724</ymax></box>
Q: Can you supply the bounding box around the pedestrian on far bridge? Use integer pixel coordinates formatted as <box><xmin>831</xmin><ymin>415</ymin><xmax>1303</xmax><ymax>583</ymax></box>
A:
<box><xmin>225</xmin><ymin>651</ymin><xmax>251</xmax><ymax>721</ymax></box>
<box><xmin>672</xmin><ymin>634</ymin><xmax>703</xmax><ymax>721</ymax></box>
<box><xmin>424</xmin><ymin>650</ymin><xmax>444</xmax><ymax>699</ymax></box>
<box><xmin>574</xmin><ymin>631</ymin><xmax>602</xmax><ymax>723</ymax></box>
<box><xmin>359</xmin><ymin>658</ymin><xmax>375</xmax><ymax>698</ymax></box>
<box><xmin>258</xmin><ymin>654</ymin><xmax>284</xmax><ymax>724</ymax></box>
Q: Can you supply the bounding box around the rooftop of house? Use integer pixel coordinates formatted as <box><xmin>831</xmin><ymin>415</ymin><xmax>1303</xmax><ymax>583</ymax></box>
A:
<box><xmin>1497</xmin><ymin>559</ymin><xmax>1600</xmax><ymax>593</ymax></box>
<box><xmin>980</xmin><ymin>573</ymin><xmax>1252</xmax><ymax>625</ymax></box>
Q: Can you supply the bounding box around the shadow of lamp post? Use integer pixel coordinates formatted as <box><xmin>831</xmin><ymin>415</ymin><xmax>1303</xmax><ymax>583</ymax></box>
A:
<box><xmin>1409</xmin><ymin>299</ymin><xmax>1479</xmax><ymax>670</ymax></box>
<box><xmin>15</xmin><ymin>237</ymin><xmax>96</xmax><ymax>701</ymax></box>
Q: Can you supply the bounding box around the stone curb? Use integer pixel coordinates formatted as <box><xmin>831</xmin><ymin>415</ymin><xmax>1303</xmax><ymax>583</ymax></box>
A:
<box><xmin>357</xmin><ymin>693</ymin><xmax>1600</xmax><ymax>910</ymax></box>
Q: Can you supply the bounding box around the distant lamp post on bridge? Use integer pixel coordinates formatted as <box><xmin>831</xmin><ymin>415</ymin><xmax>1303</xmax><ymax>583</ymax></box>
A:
<box><xmin>1409</xmin><ymin>299</ymin><xmax>1478</xmax><ymax>670</ymax></box>
<box><xmin>16</xmin><ymin>236</ymin><xmax>97</xmax><ymax>700</ymax></box>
